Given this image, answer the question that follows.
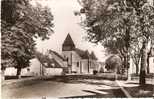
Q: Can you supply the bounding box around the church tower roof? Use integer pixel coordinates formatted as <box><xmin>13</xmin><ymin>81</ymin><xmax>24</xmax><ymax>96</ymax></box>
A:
<box><xmin>63</xmin><ymin>33</ymin><xmax>75</xmax><ymax>46</ymax></box>
<box><xmin>62</xmin><ymin>33</ymin><xmax>75</xmax><ymax>51</ymax></box>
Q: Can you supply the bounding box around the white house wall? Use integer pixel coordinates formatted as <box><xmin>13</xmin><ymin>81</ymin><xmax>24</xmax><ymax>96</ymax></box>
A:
<box><xmin>81</xmin><ymin>59</ymin><xmax>89</xmax><ymax>74</ymax></box>
<box><xmin>44</xmin><ymin>68</ymin><xmax>63</xmax><ymax>76</ymax></box>
<box><xmin>21</xmin><ymin>58</ymin><xmax>42</xmax><ymax>76</ymax></box>
<box><xmin>4</xmin><ymin>67</ymin><xmax>17</xmax><ymax>76</ymax></box>
<box><xmin>149</xmin><ymin>57</ymin><xmax>154</xmax><ymax>73</ymax></box>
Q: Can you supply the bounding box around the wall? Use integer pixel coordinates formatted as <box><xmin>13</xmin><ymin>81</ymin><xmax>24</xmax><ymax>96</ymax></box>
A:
<box><xmin>62</xmin><ymin>51</ymin><xmax>81</xmax><ymax>73</ymax></box>
<box><xmin>4</xmin><ymin>58</ymin><xmax>43</xmax><ymax>76</ymax></box>
<box><xmin>4</xmin><ymin>67</ymin><xmax>17</xmax><ymax>76</ymax></box>
<box><xmin>44</xmin><ymin>68</ymin><xmax>63</xmax><ymax>76</ymax></box>
<box><xmin>81</xmin><ymin>59</ymin><xmax>89</xmax><ymax>74</ymax></box>
<box><xmin>149</xmin><ymin>57</ymin><xmax>154</xmax><ymax>73</ymax></box>
<box><xmin>21</xmin><ymin>58</ymin><xmax>42</xmax><ymax>76</ymax></box>
<box><xmin>62</xmin><ymin>51</ymin><xmax>99</xmax><ymax>74</ymax></box>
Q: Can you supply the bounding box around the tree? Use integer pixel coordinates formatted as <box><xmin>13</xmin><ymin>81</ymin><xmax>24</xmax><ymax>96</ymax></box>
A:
<box><xmin>1</xmin><ymin>0</ymin><xmax>54</xmax><ymax>77</ymax></box>
<box><xmin>129</xmin><ymin>39</ymin><xmax>142</xmax><ymax>74</ymax></box>
<box><xmin>105</xmin><ymin>55</ymin><xmax>122</xmax><ymax>74</ymax></box>
<box><xmin>128</xmin><ymin>0</ymin><xmax>154</xmax><ymax>85</ymax></box>
<box><xmin>77</xmin><ymin>0</ymin><xmax>154</xmax><ymax>85</ymax></box>
<box><xmin>77</xmin><ymin>0</ymin><xmax>136</xmax><ymax>78</ymax></box>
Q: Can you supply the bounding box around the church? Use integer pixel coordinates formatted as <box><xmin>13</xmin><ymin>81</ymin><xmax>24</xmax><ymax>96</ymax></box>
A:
<box><xmin>61</xmin><ymin>33</ymin><xmax>99</xmax><ymax>74</ymax></box>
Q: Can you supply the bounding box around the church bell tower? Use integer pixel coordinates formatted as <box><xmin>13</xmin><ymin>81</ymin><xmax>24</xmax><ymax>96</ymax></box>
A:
<box><xmin>62</xmin><ymin>33</ymin><xmax>76</xmax><ymax>51</ymax></box>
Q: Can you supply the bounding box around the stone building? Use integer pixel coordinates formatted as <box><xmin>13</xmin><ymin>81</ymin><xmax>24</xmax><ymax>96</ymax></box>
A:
<box><xmin>62</xmin><ymin>34</ymin><xmax>98</xmax><ymax>74</ymax></box>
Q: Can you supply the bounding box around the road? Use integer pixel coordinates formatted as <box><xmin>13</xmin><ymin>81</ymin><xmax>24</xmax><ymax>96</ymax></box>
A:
<box><xmin>2</xmin><ymin>79</ymin><xmax>126</xmax><ymax>98</ymax></box>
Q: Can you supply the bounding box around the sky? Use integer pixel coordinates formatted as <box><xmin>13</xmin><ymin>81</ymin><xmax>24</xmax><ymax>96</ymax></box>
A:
<box><xmin>31</xmin><ymin>0</ymin><xmax>106</xmax><ymax>62</ymax></box>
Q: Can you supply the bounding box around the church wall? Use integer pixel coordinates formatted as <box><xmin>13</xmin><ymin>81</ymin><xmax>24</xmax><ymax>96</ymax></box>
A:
<box><xmin>62</xmin><ymin>51</ymin><xmax>81</xmax><ymax>73</ymax></box>
<box><xmin>81</xmin><ymin>59</ymin><xmax>89</xmax><ymax>74</ymax></box>
<box><xmin>72</xmin><ymin>51</ymin><xmax>82</xmax><ymax>73</ymax></box>
<box><xmin>149</xmin><ymin>57</ymin><xmax>154</xmax><ymax>73</ymax></box>
<box><xmin>81</xmin><ymin>59</ymin><xmax>98</xmax><ymax>74</ymax></box>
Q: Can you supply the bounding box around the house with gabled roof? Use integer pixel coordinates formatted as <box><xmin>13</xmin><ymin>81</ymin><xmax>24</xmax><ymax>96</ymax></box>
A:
<box><xmin>62</xmin><ymin>33</ymin><xmax>98</xmax><ymax>74</ymax></box>
<box><xmin>21</xmin><ymin>51</ymin><xmax>66</xmax><ymax>76</ymax></box>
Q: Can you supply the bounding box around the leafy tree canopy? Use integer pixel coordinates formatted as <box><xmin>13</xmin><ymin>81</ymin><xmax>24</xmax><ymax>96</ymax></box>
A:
<box><xmin>1</xmin><ymin>0</ymin><xmax>54</xmax><ymax>73</ymax></box>
<box><xmin>105</xmin><ymin>54</ymin><xmax>122</xmax><ymax>72</ymax></box>
<box><xmin>78</xmin><ymin>0</ymin><xmax>154</xmax><ymax>85</ymax></box>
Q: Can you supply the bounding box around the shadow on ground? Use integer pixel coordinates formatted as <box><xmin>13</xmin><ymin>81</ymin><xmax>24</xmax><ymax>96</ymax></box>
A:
<box><xmin>64</xmin><ymin>83</ymin><xmax>154</xmax><ymax>98</ymax></box>
<box><xmin>124</xmin><ymin>82</ymin><xmax>154</xmax><ymax>97</ymax></box>
<box><xmin>65</xmin><ymin>88</ymin><xmax>126</xmax><ymax>98</ymax></box>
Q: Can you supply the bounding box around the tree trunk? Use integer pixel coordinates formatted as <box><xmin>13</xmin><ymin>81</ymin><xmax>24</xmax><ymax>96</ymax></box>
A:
<box><xmin>147</xmin><ymin>47</ymin><xmax>152</xmax><ymax>74</ymax></box>
<box><xmin>123</xmin><ymin>52</ymin><xmax>130</xmax><ymax>80</ymax></box>
<box><xmin>139</xmin><ymin>41</ymin><xmax>148</xmax><ymax>86</ymax></box>
<box><xmin>135</xmin><ymin>63</ymin><xmax>139</xmax><ymax>75</ymax></box>
<box><xmin>147</xmin><ymin>56</ymin><xmax>150</xmax><ymax>74</ymax></box>
<box><xmin>125</xmin><ymin>25</ymin><xmax>130</xmax><ymax>80</ymax></box>
<box><xmin>16</xmin><ymin>67</ymin><xmax>22</xmax><ymax>78</ymax></box>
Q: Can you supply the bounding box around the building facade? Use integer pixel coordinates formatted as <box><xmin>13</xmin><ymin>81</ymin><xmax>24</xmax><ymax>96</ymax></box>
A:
<box><xmin>62</xmin><ymin>34</ymin><xmax>98</xmax><ymax>74</ymax></box>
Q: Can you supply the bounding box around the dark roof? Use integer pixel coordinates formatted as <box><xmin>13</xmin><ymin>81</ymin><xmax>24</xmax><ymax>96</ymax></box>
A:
<box><xmin>75</xmin><ymin>48</ymin><xmax>91</xmax><ymax>59</ymax></box>
<box><xmin>90</xmin><ymin>51</ymin><xmax>97</xmax><ymax>60</ymax></box>
<box><xmin>83</xmin><ymin>50</ymin><xmax>90</xmax><ymax>59</ymax></box>
<box><xmin>45</xmin><ymin>58</ymin><xmax>62</xmax><ymax>68</ymax></box>
<box><xmin>75</xmin><ymin>48</ymin><xmax>85</xmax><ymax>58</ymax></box>
<box><xmin>62</xmin><ymin>33</ymin><xmax>75</xmax><ymax>46</ymax></box>
<box><xmin>49</xmin><ymin>50</ymin><xmax>67</xmax><ymax>61</ymax></box>
<box><xmin>36</xmin><ymin>53</ymin><xmax>63</xmax><ymax>68</ymax></box>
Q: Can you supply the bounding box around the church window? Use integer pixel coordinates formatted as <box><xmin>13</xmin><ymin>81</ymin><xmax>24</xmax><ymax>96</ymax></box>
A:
<box><xmin>77</xmin><ymin>62</ymin><xmax>79</xmax><ymax>67</ymax></box>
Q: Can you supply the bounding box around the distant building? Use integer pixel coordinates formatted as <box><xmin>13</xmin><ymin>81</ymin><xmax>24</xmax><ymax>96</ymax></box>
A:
<box><xmin>21</xmin><ymin>53</ymin><xmax>65</xmax><ymax>76</ymax></box>
<box><xmin>21</xmin><ymin>58</ymin><xmax>44</xmax><ymax>76</ymax></box>
<box><xmin>5</xmin><ymin>34</ymin><xmax>99</xmax><ymax>76</ymax></box>
<box><xmin>62</xmin><ymin>33</ymin><xmax>98</xmax><ymax>74</ymax></box>
<box><xmin>4</xmin><ymin>58</ymin><xmax>43</xmax><ymax>77</ymax></box>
